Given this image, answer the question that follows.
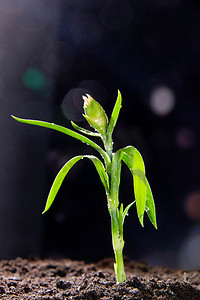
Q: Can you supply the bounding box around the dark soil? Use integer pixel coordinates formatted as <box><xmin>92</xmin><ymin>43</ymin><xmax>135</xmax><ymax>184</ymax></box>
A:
<box><xmin>0</xmin><ymin>257</ymin><xmax>200</xmax><ymax>299</ymax></box>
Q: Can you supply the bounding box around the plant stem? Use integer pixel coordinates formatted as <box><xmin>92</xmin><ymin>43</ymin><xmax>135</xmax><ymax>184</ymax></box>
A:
<box><xmin>104</xmin><ymin>132</ymin><xmax>126</xmax><ymax>283</ymax></box>
<box><xmin>114</xmin><ymin>249</ymin><xmax>126</xmax><ymax>283</ymax></box>
<box><xmin>110</xmin><ymin>208</ymin><xmax>126</xmax><ymax>283</ymax></box>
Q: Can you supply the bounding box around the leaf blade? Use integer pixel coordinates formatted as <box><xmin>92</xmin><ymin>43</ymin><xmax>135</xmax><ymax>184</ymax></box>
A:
<box><xmin>71</xmin><ymin>121</ymin><xmax>101</xmax><ymax>137</ymax></box>
<box><xmin>121</xmin><ymin>146</ymin><xmax>146</xmax><ymax>227</ymax></box>
<box><xmin>122</xmin><ymin>201</ymin><xmax>136</xmax><ymax>225</ymax></box>
<box><xmin>11</xmin><ymin>116</ymin><xmax>110</xmax><ymax>167</ymax></box>
<box><xmin>87</xmin><ymin>155</ymin><xmax>110</xmax><ymax>195</ymax></box>
<box><xmin>107</xmin><ymin>90</ymin><xmax>122</xmax><ymax>138</ymax></box>
<box><xmin>43</xmin><ymin>155</ymin><xmax>109</xmax><ymax>213</ymax></box>
<box><xmin>145</xmin><ymin>178</ymin><xmax>157</xmax><ymax>229</ymax></box>
<box><xmin>43</xmin><ymin>156</ymin><xmax>83</xmax><ymax>213</ymax></box>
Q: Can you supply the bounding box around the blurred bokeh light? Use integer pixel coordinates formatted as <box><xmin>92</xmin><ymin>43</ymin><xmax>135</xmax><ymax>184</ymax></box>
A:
<box><xmin>149</xmin><ymin>86</ymin><xmax>175</xmax><ymax>116</ymax></box>
<box><xmin>23</xmin><ymin>68</ymin><xmax>45</xmax><ymax>91</ymax></box>
<box><xmin>185</xmin><ymin>191</ymin><xmax>200</xmax><ymax>221</ymax></box>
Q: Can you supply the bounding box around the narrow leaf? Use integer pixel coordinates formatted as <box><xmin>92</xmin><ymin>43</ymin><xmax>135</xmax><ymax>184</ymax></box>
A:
<box><xmin>145</xmin><ymin>178</ymin><xmax>157</xmax><ymax>229</ymax></box>
<box><xmin>121</xmin><ymin>146</ymin><xmax>157</xmax><ymax>228</ymax></box>
<box><xmin>122</xmin><ymin>201</ymin><xmax>136</xmax><ymax>225</ymax></box>
<box><xmin>71</xmin><ymin>121</ymin><xmax>101</xmax><ymax>137</ymax></box>
<box><xmin>88</xmin><ymin>155</ymin><xmax>110</xmax><ymax>195</ymax></box>
<box><xmin>43</xmin><ymin>156</ymin><xmax>83</xmax><ymax>213</ymax></box>
<box><xmin>120</xmin><ymin>146</ymin><xmax>147</xmax><ymax>227</ymax></box>
<box><xmin>11</xmin><ymin>116</ymin><xmax>110</xmax><ymax>168</ymax></box>
<box><xmin>107</xmin><ymin>90</ymin><xmax>122</xmax><ymax>138</ymax></box>
<box><xmin>42</xmin><ymin>155</ymin><xmax>109</xmax><ymax>213</ymax></box>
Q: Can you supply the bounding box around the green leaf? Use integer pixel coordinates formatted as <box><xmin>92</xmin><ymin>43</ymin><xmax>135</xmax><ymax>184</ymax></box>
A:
<box><xmin>110</xmin><ymin>146</ymin><xmax>157</xmax><ymax>228</ymax></box>
<box><xmin>89</xmin><ymin>155</ymin><xmax>110</xmax><ymax>195</ymax></box>
<box><xmin>117</xmin><ymin>201</ymin><xmax>137</xmax><ymax>237</ymax></box>
<box><xmin>43</xmin><ymin>156</ymin><xmax>82</xmax><ymax>213</ymax></box>
<box><xmin>114</xmin><ymin>146</ymin><xmax>146</xmax><ymax>227</ymax></box>
<box><xmin>71</xmin><ymin>121</ymin><xmax>101</xmax><ymax>137</ymax></box>
<box><xmin>42</xmin><ymin>155</ymin><xmax>109</xmax><ymax>213</ymax></box>
<box><xmin>121</xmin><ymin>146</ymin><xmax>157</xmax><ymax>228</ymax></box>
<box><xmin>122</xmin><ymin>201</ymin><xmax>136</xmax><ymax>225</ymax></box>
<box><xmin>11</xmin><ymin>116</ymin><xmax>110</xmax><ymax>168</ymax></box>
<box><xmin>145</xmin><ymin>178</ymin><xmax>157</xmax><ymax>229</ymax></box>
<box><xmin>107</xmin><ymin>90</ymin><xmax>122</xmax><ymax>139</ymax></box>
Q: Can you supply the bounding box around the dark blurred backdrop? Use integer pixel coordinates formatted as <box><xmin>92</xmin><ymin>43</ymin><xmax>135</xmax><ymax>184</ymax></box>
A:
<box><xmin>1</xmin><ymin>0</ymin><xmax>200</xmax><ymax>270</ymax></box>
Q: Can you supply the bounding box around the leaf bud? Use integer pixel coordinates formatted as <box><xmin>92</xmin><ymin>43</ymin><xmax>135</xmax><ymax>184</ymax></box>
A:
<box><xmin>82</xmin><ymin>94</ymin><xmax>108</xmax><ymax>136</ymax></box>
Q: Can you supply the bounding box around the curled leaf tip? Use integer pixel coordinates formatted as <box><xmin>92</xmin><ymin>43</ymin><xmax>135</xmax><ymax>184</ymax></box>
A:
<box><xmin>82</xmin><ymin>94</ymin><xmax>92</xmax><ymax>107</ymax></box>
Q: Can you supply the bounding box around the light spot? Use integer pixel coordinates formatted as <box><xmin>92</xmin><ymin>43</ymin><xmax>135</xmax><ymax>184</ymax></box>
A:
<box><xmin>185</xmin><ymin>191</ymin><xmax>200</xmax><ymax>221</ymax></box>
<box><xmin>150</xmin><ymin>86</ymin><xmax>175</xmax><ymax>116</ymax></box>
<box><xmin>23</xmin><ymin>68</ymin><xmax>45</xmax><ymax>91</ymax></box>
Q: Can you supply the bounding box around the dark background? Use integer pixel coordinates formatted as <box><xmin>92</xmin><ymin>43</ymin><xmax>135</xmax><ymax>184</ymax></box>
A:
<box><xmin>1</xmin><ymin>0</ymin><xmax>200</xmax><ymax>270</ymax></box>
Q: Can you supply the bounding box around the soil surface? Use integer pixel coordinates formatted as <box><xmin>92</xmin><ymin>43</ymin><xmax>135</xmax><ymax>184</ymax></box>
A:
<box><xmin>0</xmin><ymin>256</ymin><xmax>200</xmax><ymax>299</ymax></box>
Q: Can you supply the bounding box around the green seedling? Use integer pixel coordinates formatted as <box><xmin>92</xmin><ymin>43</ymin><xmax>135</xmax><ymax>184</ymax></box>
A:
<box><xmin>12</xmin><ymin>90</ymin><xmax>157</xmax><ymax>283</ymax></box>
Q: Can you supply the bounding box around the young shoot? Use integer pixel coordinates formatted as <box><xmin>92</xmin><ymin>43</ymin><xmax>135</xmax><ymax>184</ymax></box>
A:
<box><xmin>12</xmin><ymin>90</ymin><xmax>157</xmax><ymax>283</ymax></box>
